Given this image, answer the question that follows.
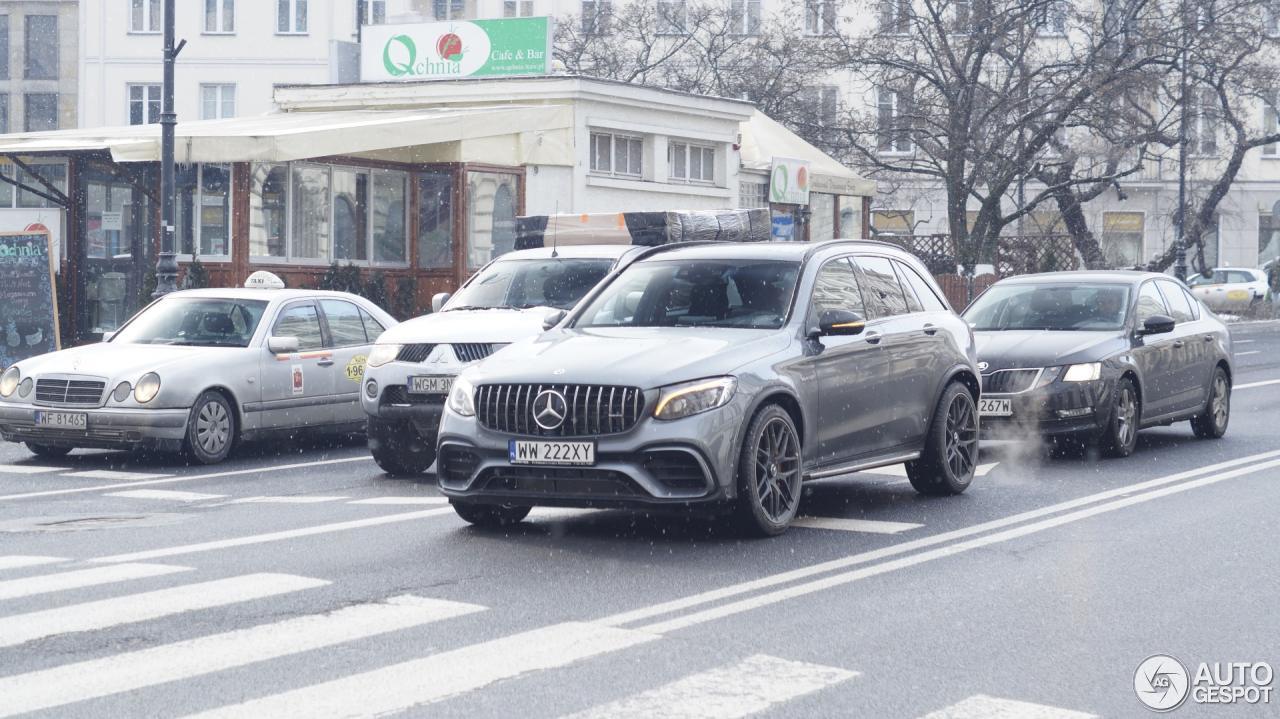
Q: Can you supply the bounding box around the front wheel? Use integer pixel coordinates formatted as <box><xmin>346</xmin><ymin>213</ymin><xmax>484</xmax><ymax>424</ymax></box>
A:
<box><xmin>451</xmin><ymin>501</ymin><xmax>531</xmax><ymax>528</ymax></box>
<box><xmin>26</xmin><ymin>442</ymin><xmax>72</xmax><ymax>459</ymax></box>
<box><xmin>1191</xmin><ymin>366</ymin><xmax>1230</xmax><ymax>439</ymax></box>
<box><xmin>367</xmin><ymin>417</ymin><xmax>435</xmax><ymax>476</ymax></box>
<box><xmin>1099</xmin><ymin>377</ymin><xmax>1140</xmax><ymax>458</ymax></box>
<box><xmin>732</xmin><ymin>404</ymin><xmax>803</xmax><ymax>537</ymax></box>
<box><xmin>185</xmin><ymin>391</ymin><xmax>237</xmax><ymax>465</ymax></box>
<box><xmin>906</xmin><ymin>382</ymin><xmax>978</xmax><ymax>496</ymax></box>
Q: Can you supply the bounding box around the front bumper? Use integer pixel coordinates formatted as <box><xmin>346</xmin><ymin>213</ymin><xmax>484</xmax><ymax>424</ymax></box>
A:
<box><xmin>0</xmin><ymin>402</ymin><xmax>189</xmax><ymax>451</ymax></box>
<box><xmin>980</xmin><ymin>378</ymin><xmax>1116</xmax><ymax>438</ymax></box>
<box><xmin>361</xmin><ymin>360</ymin><xmax>454</xmax><ymax>437</ymax></box>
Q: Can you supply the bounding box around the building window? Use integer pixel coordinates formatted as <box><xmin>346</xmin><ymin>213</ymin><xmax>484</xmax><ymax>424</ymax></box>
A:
<box><xmin>590</xmin><ymin>132</ymin><xmax>643</xmax><ymax>178</ymax></box>
<box><xmin>24</xmin><ymin>93</ymin><xmax>58</xmax><ymax>131</ymax></box>
<box><xmin>291</xmin><ymin>164</ymin><xmax>330</xmax><ymax>260</ymax></box>
<box><xmin>1189</xmin><ymin>88</ymin><xmax>1219</xmax><ymax>156</ymax></box>
<box><xmin>418</xmin><ymin>172</ymin><xmax>454</xmax><ymax>269</ymax></box>
<box><xmin>1260</xmin><ymin>213</ymin><xmax>1280</xmax><ymax>267</ymax></box>
<box><xmin>177</xmin><ymin>164</ymin><xmax>232</xmax><ymax>257</ymax></box>
<box><xmin>952</xmin><ymin>0</ymin><xmax>971</xmax><ymax>32</ymax></box>
<box><xmin>0</xmin><ymin>16</ymin><xmax>8</xmax><ymax>80</ymax></box>
<box><xmin>730</xmin><ymin>0</ymin><xmax>761</xmax><ymax>35</ymax></box>
<box><xmin>204</xmin><ymin>0</ymin><xmax>234</xmax><ymax>33</ymax></box>
<box><xmin>250</xmin><ymin>163</ymin><xmax>288</xmax><ymax>258</ymax></box>
<box><xmin>17</xmin><ymin>161</ymin><xmax>66</xmax><ymax>208</ymax></box>
<box><xmin>128</xmin><ymin>84</ymin><xmax>162</xmax><ymax>125</ymax></box>
<box><xmin>739</xmin><ymin>180</ymin><xmax>768</xmax><ymax>208</ymax></box>
<box><xmin>878</xmin><ymin>0</ymin><xmax>909</xmax><ymax>34</ymax></box>
<box><xmin>805</xmin><ymin>1</ymin><xmax>837</xmax><ymax>36</ymax></box>
<box><xmin>200</xmin><ymin>84</ymin><xmax>235</xmax><ymax>120</ymax></box>
<box><xmin>1268</xmin><ymin>2</ymin><xmax>1280</xmax><ymax>37</ymax></box>
<box><xmin>372</xmin><ymin>170</ymin><xmax>408</xmax><ymax>264</ymax></box>
<box><xmin>432</xmin><ymin>0</ymin><xmax>472</xmax><ymax>21</ymax></box>
<box><xmin>802</xmin><ymin>85</ymin><xmax>840</xmax><ymax>127</ymax></box>
<box><xmin>1265</xmin><ymin>95</ymin><xmax>1279</xmax><ymax>156</ymax></box>
<box><xmin>363</xmin><ymin>0</ymin><xmax>387</xmax><ymax>24</ymax></box>
<box><xmin>503</xmin><ymin>0</ymin><xmax>534</xmax><ymax>17</ymax></box>
<box><xmin>581</xmin><ymin>1</ymin><xmax>612</xmax><ymax>33</ymax></box>
<box><xmin>1035</xmin><ymin>1</ymin><xmax>1067</xmax><ymax>35</ymax></box>
<box><xmin>131</xmin><ymin>0</ymin><xmax>161</xmax><ymax>33</ymax></box>
<box><xmin>467</xmin><ymin>171</ymin><xmax>520</xmax><ymax>269</ymax></box>
<box><xmin>657</xmin><ymin>0</ymin><xmax>687</xmax><ymax>35</ymax></box>
<box><xmin>1101</xmin><ymin>212</ymin><xmax>1144</xmax><ymax>268</ymax></box>
<box><xmin>24</xmin><ymin>16</ymin><xmax>58</xmax><ymax>80</ymax></box>
<box><xmin>877</xmin><ymin>87</ymin><xmax>913</xmax><ymax>153</ymax></box>
<box><xmin>668</xmin><ymin>141</ymin><xmax>715</xmax><ymax>183</ymax></box>
<box><xmin>277</xmin><ymin>0</ymin><xmax>308</xmax><ymax>34</ymax></box>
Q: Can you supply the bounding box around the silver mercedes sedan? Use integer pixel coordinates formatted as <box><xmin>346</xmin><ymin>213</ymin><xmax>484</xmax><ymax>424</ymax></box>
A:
<box><xmin>0</xmin><ymin>284</ymin><xmax>396</xmax><ymax>464</ymax></box>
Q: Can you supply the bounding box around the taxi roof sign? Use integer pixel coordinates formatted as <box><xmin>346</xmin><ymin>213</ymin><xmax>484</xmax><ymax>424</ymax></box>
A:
<box><xmin>244</xmin><ymin>271</ymin><xmax>285</xmax><ymax>290</ymax></box>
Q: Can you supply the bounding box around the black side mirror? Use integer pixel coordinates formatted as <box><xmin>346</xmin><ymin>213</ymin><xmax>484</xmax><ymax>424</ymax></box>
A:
<box><xmin>1139</xmin><ymin>314</ymin><xmax>1175</xmax><ymax>335</ymax></box>
<box><xmin>813</xmin><ymin>309</ymin><xmax>866</xmax><ymax>337</ymax></box>
<box><xmin>542</xmin><ymin>309</ymin><xmax>567</xmax><ymax>331</ymax></box>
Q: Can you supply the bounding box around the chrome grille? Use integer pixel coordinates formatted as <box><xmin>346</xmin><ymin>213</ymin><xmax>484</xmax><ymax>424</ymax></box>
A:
<box><xmin>475</xmin><ymin>383</ymin><xmax>645</xmax><ymax>437</ymax></box>
<box><xmin>396</xmin><ymin>344</ymin><xmax>436</xmax><ymax>363</ymax></box>
<box><xmin>452</xmin><ymin>343</ymin><xmax>500</xmax><ymax>363</ymax></box>
<box><xmin>981</xmin><ymin>369</ymin><xmax>1041</xmax><ymax>394</ymax></box>
<box><xmin>35</xmin><ymin>378</ymin><xmax>106</xmax><ymax>406</ymax></box>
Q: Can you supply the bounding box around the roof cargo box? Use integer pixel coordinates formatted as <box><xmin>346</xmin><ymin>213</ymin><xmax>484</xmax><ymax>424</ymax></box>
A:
<box><xmin>515</xmin><ymin>209</ymin><xmax>771</xmax><ymax>250</ymax></box>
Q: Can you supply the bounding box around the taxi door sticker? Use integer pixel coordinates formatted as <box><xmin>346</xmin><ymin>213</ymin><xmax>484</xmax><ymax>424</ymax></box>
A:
<box><xmin>291</xmin><ymin>364</ymin><xmax>304</xmax><ymax>396</ymax></box>
<box><xmin>345</xmin><ymin>354</ymin><xmax>368</xmax><ymax>382</ymax></box>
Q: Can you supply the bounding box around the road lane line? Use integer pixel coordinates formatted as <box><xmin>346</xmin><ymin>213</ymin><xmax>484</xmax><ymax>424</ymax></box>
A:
<box><xmin>65</xmin><ymin>470</ymin><xmax>172</xmax><ymax>481</ymax></box>
<box><xmin>0</xmin><ymin>594</ymin><xmax>485</xmax><ymax>718</ymax></box>
<box><xmin>1236</xmin><ymin>351</ymin><xmax>1260</xmax><ymax>356</ymax></box>
<box><xmin>90</xmin><ymin>508</ymin><xmax>456</xmax><ymax>564</ymax></box>
<box><xmin>920</xmin><ymin>694</ymin><xmax>1097</xmax><ymax>718</ymax></box>
<box><xmin>596</xmin><ymin>447</ymin><xmax>1280</xmax><ymax>629</ymax></box>
<box><xmin>637</xmin><ymin>456</ymin><xmax>1280</xmax><ymax>634</ymax></box>
<box><xmin>182</xmin><ymin>622</ymin><xmax>658</xmax><ymax>719</ymax></box>
<box><xmin>1234</xmin><ymin>339</ymin><xmax>1256</xmax><ymax>344</ymax></box>
<box><xmin>0</xmin><ymin>573</ymin><xmax>327</xmax><ymax>648</ymax></box>
<box><xmin>1235</xmin><ymin>379</ymin><xmax>1280</xmax><ymax>390</ymax></box>
<box><xmin>0</xmin><ymin>455</ymin><xmax>373</xmax><ymax>502</ymax></box>
<box><xmin>0</xmin><ymin>563</ymin><xmax>191</xmax><ymax>601</ymax></box>
<box><xmin>106</xmin><ymin>489</ymin><xmax>227</xmax><ymax>502</ymax></box>
<box><xmin>792</xmin><ymin>517</ymin><xmax>923</xmax><ymax>534</ymax></box>
<box><xmin>560</xmin><ymin>654</ymin><xmax>857</xmax><ymax>719</ymax></box>
<box><xmin>347</xmin><ymin>496</ymin><xmax>449</xmax><ymax>505</ymax></box>
<box><xmin>227</xmin><ymin>496</ymin><xmax>350</xmax><ymax>504</ymax></box>
<box><xmin>0</xmin><ymin>556</ymin><xmax>66</xmax><ymax>572</ymax></box>
<box><xmin>0</xmin><ymin>464</ymin><xmax>64</xmax><ymax>474</ymax></box>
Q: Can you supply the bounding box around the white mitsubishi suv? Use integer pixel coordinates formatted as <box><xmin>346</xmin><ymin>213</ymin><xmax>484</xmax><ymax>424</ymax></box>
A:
<box><xmin>361</xmin><ymin>245</ymin><xmax>641</xmax><ymax>474</ymax></box>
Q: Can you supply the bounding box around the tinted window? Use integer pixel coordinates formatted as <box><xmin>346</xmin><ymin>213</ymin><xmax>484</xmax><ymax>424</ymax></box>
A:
<box><xmin>1181</xmin><ymin>287</ymin><xmax>1202</xmax><ymax>320</ymax></box>
<box><xmin>963</xmin><ymin>283</ymin><xmax>1130</xmax><ymax>331</ymax></box>
<box><xmin>1156</xmin><ymin>280</ymin><xmax>1194</xmax><ymax>323</ymax></box>
<box><xmin>1135</xmin><ymin>282</ymin><xmax>1169</xmax><ymax>323</ymax></box>
<box><xmin>810</xmin><ymin>258</ymin><xmax>866</xmax><ymax>321</ymax></box>
<box><xmin>447</xmin><ymin>258</ymin><xmax>613</xmax><ymax>311</ymax></box>
<box><xmin>359</xmin><ymin>307</ymin><xmax>386</xmax><ymax>340</ymax></box>
<box><xmin>853</xmin><ymin>256</ymin><xmax>908</xmax><ymax>316</ymax></box>
<box><xmin>894</xmin><ymin>260</ymin><xmax>947</xmax><ymax>312</ymax></box>
<box><xmin>320</xmin><ymin>299</ymin><xmax>368</xmax><ymax>346</ymax></box>
<box><xmin>274</xmin><ymin>303</ymin><xmax>325</xmax><ymax>351</ymax></box>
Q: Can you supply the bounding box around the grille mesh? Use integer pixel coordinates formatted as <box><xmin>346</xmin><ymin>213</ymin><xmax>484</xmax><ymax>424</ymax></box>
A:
<box><xmin>452</xmin><ymin>343</ymin><xmax>498</xmax><ymax>363</ymax></box>
<box><xmin>35</xmin><ymin>378</ymin><xmax>106</xmax><ymax>406</ymax></box>
<box><xmin>981</xmin><ymin>369</ymin><xmax>1040</xmax><ymax>394</ymax></box>
<box><xmin>475</xmin><ymin>384</ymin><xmax>644</xmax><ymax>437</ymax></box>
<box><xmin>395</xmin><ymin>344</ymin><xmax>436</xmax><ymax>363</ymax></box>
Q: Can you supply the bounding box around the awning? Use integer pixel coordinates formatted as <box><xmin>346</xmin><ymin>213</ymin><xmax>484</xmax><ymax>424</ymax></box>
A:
<box><xmin>0</xmin><ymin>105</ymin><xmax>575</xmax><ymax>165</ymax></box>
<box><xmin>738</xmin><ymin>111</ymin><xmax>877</xmax><ymax>197</ymax></box>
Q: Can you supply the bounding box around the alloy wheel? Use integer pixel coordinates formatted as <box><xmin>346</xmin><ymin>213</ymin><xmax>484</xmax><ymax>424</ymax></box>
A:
<box><xmin>1116</xmin><ymin>386</ymin><xmax>1137</xmax><ymax>448</ymax></box>
<box><xmin>1211</xmin><ymin>374</ymin><xmax>1229</xmax><ymax>430</ymax></box>
<box><xmin>753</xmin><ymin>417</ymin><xmax>801</xmax><ymax>523</ymax></box>
<box><xmin>196</xmin><ymin>401</ymin><xmax>230</xmax><ymax>455</ymax></box>
<box><xmin>944</xmin><ymin>393</ymin><xmax>978</xmax><ymax>479</ymax></box>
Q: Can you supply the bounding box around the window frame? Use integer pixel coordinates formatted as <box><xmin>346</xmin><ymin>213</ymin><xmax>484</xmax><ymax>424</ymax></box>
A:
<box><xmin>1134</xmin><ymin>280</ymin><xmax>1171</xmax><ymax>325</ymax></box>
<box><xmin>276</xmin><ymin>0</ymin><xmax>309</xmax><ymax>35</ymax></box>
<box><xmin>23</xmin><ymin>15</ymin><xmax>58</xmax><ymax>80</ymax></box>
<box><xmin>852</xmin><ymin>254</ymin><xmax>911</xmax><ymax>318</ymax></box>
<box><xmin>656</xmin><ymin>0</ymin><xmax>689</xmax><ymax>36</ymax></box>
<box><xmin>1155</xmin><ymin>279</ymin><xmax>1195</xmax><ymax>324</ymax></box>
<box><xmin>729</xmin><ymin>0</ymin><xmax>762</xmax><ymax>35</ymax></box>
<box><xmin>129</xmin><ymin>0</ymin><xmax>162</xmax><ymax>34</ymax></box>
<box><xmin>177</xmin><ymin>163</ymin><xmax>234</xmax><ymax>261</ymax></box>
<box><xmin>667</xmin><ymin>140</ymin><xmax>716</xmax><ymax>184</ymax></box>
<box><xmin>318</xmin><ymin>299</ymin><xmax>374</xmax><ymax>349</ymax></box>
<box><xmin>805</xmin><ymin>0</ymin><xmax>838</xmax><ymax>36</ymax></box>
<box><xmin>589</xmin><ymin>131</ymin><xmax>644</xmax><ymax>178</ymax></box>
<box><xmin>199</xmin><ymin>83</ymin><xmax>236</xmax><ymax>120</ymax></box>
<box><xmin>894</xmin><ymin>259</ymin><xmax>948</xmax><ymax>312</ymax></box>
<box><xmin>23</xmin><ymin>92</ymin><xmax>59</xmax><ymax>132</ymax></box>
<box><xmin>581</xmin><ymin>0</ymin><xmax>612</xmax><ymax>34</ymax></box>
<box><xmin>270</xmin><ymin>299</ymin><xmax>327</xmax><ymax>351</ymax></box>
<box><xmin>877</xmin><ymin>87</ymin><xmax>914</xmax><ymax>154</ymax></box>
<box><xmin>203</xmin><ymin>0</ymin><xmax>235</xmax><ymax>34</ymax></box>
<box><xmin>362</xmin><ymin>0</ymin><xmax>387</xmax><ymax>24</ymax></box>
<box><xmin>127</xmin><ymin>83</ymin><xmax>162</xmax><ymax>125</ymax></box>
<box><xmin>809</xmin><ymin>256</ymin><xmax>869</xmax><ymax>324</ymax></box>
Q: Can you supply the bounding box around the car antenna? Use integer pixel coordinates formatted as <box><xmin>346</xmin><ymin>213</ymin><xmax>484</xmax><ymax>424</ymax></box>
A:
<box><xmin>551</xmin><ymin>202</ymin><xmax>560</xmax><ymax>258</ymax></box>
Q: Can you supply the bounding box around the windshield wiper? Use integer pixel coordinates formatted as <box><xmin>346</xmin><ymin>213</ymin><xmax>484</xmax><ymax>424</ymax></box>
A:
<box><xmin>442</xmin><ymin>305</ymin><xmax>511</xmax><ymax>312</ymax></box>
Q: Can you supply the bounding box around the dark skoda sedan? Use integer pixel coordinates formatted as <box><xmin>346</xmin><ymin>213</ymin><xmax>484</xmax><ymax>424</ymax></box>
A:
<box><xmin>963</xmin><ymin>272</ymin><xmax>1232</xmax><ymax>456</ymax></box>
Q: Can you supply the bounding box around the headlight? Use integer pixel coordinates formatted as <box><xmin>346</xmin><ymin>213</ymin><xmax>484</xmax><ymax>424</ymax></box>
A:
<box><xmin>18</xmin><ymin>378</ymin><xmax>33</xmax><ymax>398</ymax></box>
<box><xmin>1062</xmin><ymin>363</ymin><xmax>1102</xmax><ymax>382</ymax></box>
<box><xmin>0</xmin><ymin>367</ymin><xmax>19</xmax><ymax>398</ymax></box>
<box><xmin>112</xmin><ymin>381</ymin><xmax>132</xmax><ymax>403</ymax></box>
<box><xmin>447</xmin><ymin>375</ymin><xmax>476</xmax><ymax>417</ymax></box>
<box><xmin>134</xmin><ymin>373</ymin><xmax>161</xmax><ymax>403</ymax></box>
<box><xmin>654</xmin><ymin>377</ymin><xmax>737</xmax><ymax>421</ymax></box>
<box><xmin>367</xmin><ymin>344</ymin><xmax>402</xmax><ymax>368</ymax></box>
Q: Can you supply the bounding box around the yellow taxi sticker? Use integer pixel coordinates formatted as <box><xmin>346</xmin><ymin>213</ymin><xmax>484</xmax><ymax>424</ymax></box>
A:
<box><xmin>345</xmin><ymin>355</ymin><xmax>368</xmax><ymax>382</ymax></box>
<box><xmin>1227</xmin><ymin>289</ymin><xmax>1250</xmax><ymax>301</ymax></box>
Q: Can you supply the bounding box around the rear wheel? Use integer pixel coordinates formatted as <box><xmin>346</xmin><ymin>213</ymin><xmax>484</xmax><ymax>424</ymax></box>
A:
<box><xmin>367</xmin><ymin>417</ymin><xmax>435</xmax><ymax>476</ymax></box>
<box><xmin>1191</xmin><ymin>366</ymin><xmax>1230</xmax><ymax>439</ymax></box>
<box><xmin>1099</xmin><ymin>377</ymin><xmax>1140</xmax><ymax>458</ymax></box>
<box><xmin>451</xmin><ymin>501</ymin><xmax>531</xmax><ymax>528</ymax></box>
<box><xmin>185</xmin><ymin>391</ymin><xmax>236</xmax><ymax>465</ymax></box>
<box><xmin>732</xmin><ymin>404</ymin><xmax>802</xmax><ymax>537</ymax></box>
<box><xmin>26</xmin><ymin>442</ymin><xmax>71</xmax><ymax>459</ymax></box>
<box><xmin>906</xmin><ymin>382</ymin><xmax>978</xmax><ymax>496</ymax></box>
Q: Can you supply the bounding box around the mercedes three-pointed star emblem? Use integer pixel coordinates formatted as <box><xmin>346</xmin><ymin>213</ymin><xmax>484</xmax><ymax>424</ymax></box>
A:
<box><xmin>532</xmin><ymin>389</ymin><xmax>568</xmax><ymax>430</ymax></box>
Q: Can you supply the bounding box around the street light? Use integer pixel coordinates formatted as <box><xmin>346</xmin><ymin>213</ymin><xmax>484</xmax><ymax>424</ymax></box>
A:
<box><xmin>153</xmin><ymin>0</ymin><xmax>184</xmax><ymax>298</ymax></box>
<box><xmin>1173</xmin><ymin>0</ymin><xmax>1190</xmax><ymax>282</ymax></box>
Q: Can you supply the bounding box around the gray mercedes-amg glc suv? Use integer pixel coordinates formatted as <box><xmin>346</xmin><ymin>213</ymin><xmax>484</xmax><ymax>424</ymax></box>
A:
<box><xmin>437</xmin><ymin>240</ymin><xmax>980</xmax><ymax>535</ymax></box>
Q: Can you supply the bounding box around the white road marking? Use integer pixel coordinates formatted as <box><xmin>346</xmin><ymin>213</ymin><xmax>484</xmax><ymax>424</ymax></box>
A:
<box><xmin>229</xmin><ymin>496</ymin><xmax>350</xmax><ymax>504</ymax></box>
<box><xmin>0</xmin><ymin>563</ymin><xmax>190</xmax><ymax>601</ymax></box>
<box><xmin>0</xmin><ymin>594</ymin><xmax>485</xmax><ymax>718</ymax></box>
<box><xmin>0</xmin><ymin>455</ymin><xmax>373</xmax><ymax>502</ymax></box>
<box><xmin>0</xmin><ymin>556</ymin><xmax>66</xmax><ymax>572</ymax></box>
<box><xmin>347</xmin><ymin>496</ymin><xmax>449</xmax><ymax>505</ymax></box>
<box><xmin>637</xmin><ymin>455</ymin><xmax>1280</xmax><ymax>635</ymax></box>
<box><xmin>1234</xmin><ymin>339</ymin><xmax>1256</xmax><ymax>344</ymax></box>
<box><xmin>182</xmin><ymin>622</ymin><xmax>659</xmax><ymax>719</ymax></box>
<box><xmin>919</xmin><ymin>694</ymin><xmax>1097</xmax><ymax>719</ymax></box>
<box><xmin>0</xmin><ymin>464</ymin><xmax>64</xmax><ymax>474</ymax></box>
<box><xmin>859</xmin><ymin>462</ymin><xmax>998</xmax><ymax>478</ymax></box>
<box><xmin>64</xmin><ymin>470</ymin><xmax>172</xmax><ymax>481</ymax></box>
<box><xmin>793</xmin><ymin>517</ymin><xmax>923</xmax><ymax>534</ymax></box>
<box><xmin>107</xmin><ymin>489</ymin><xmax>227</xmax><ymax>502</ymax></box>
<box><xmin>560</xmin><ymin>654</ymin><xmax>857</xmax><ymax>719</ymax></box>
<box><xmin>0</xmin><ymin>573</ymin><xmax>327</xmax><ymax>648</ymax></box>
<box><xmin>597</xmin><ymin>447</ymin><xmax>1280</xmax><ymax>630</ymax></box>
<box><xmin>1236</xmin><ymin>351</ymin><xmax>1260</xmax><ymax>356</ymax></box>
<box><xmin>1236</xmin><ymin>378</ymin><xmax>1280</xmax><ymax>390</ymax></box>
<box><xmin>90</xmin><ymin>508</ymin><xmax>456</xmax><ymax>564</ymax></box>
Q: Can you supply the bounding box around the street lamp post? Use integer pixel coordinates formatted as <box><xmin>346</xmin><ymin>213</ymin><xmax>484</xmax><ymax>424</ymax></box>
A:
<box><xmin>152</xmin><ymin>0</ymin><xmax>184</xmax><ymax>297</ymax></box>
<box><xmin>1173</xmin><ymin>1</ymin><xmax>1190</xmax><ymax>282</ymax></box>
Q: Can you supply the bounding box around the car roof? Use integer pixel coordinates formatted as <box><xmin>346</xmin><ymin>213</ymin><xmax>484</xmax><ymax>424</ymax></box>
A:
<box><xmin>630</xmin><ymin>239</ymin><xmax>907</xmax><ymax>263</ymax></box>
<box><xmin>493</xmin><ymin>244</ymin><xmax>638</xmax><ymax>261</ymax></box>
<box><xmin>161</xmin><ymin>288</ymin><xmax>376</xmax><ymax>303</ymax></box>
<box><xmin>996</xmin><ymin>270</ymin><xmax>1167</xmax><ymax>285</ymax></box>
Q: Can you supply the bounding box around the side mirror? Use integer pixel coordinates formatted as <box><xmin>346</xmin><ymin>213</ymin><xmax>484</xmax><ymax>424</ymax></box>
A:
<box><xmin>101</xmin><ymin>331</ymin><xmax>116</xmax><ymax>343</ymax></box>
<box><xmin>431</xmin><ymin>292</ymin><xmax>451</xmax><ymax>313</ymax></box>
<box><xmin>813</xmin><ymin>309</ymin><xmax>866</xmax><ymax>338</ymax></box>
<box><xmin>267</xmin><ymin>336</ymin><xmax>300</xmax><ymax>354</ymax></box>
<box><xmin>542</xmin><ymin>309</ymin><xmax>567</xmax><ymax>331</ymax></box>
<box><xmin>1139</xmin><ymin>314</ymin><xmax>1175</xmax><ymax>336</ymax></box>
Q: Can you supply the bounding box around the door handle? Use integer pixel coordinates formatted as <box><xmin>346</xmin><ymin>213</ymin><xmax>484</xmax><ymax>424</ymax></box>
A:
<box><xmin>317</xmin><ymin>359</ymin><xmax>335</xmax><ymax>367</ymax></box>
<box><xmin>865</xmin><ymin>331</ymin><xmax>882</xmax><ymax>345</ymax></box>
<box><xmin>1173</xmin><ymin>340</ymin><xmax>1184</xmax><ymax>349</ymax></box>
<box><xmin>1204</xmin><ymin>335</ymin><xmax>1214</xmax><ymax>342</ymax></box>
<box><xmin>923</xmin><ymin>323</ymin><xmax>938</xmax><ymax>335</ymax></box>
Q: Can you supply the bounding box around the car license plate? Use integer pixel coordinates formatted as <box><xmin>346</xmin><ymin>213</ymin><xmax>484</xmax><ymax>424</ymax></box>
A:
<box><xmin>408</xmin><ymin>376</ymin><xmax>452</xmax><ymax>394</ymax></box>
<box><xmin>34</xmin><ymin>411</ymin><xmax>87</xmax><ymax>430</ymax></box>
<box><xmin>508</xmin><ymin>440</ymin><xmax>596</xmax><ymax>466</ymax></box>
<box><xmin>978</xmin><ymin>398</ymin><xmax>1012</xmax><ymax>417</ymax></box>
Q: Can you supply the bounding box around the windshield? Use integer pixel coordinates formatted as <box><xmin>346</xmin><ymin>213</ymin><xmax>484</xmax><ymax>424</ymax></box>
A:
<box><xmin>576</xmin><ymin>259</ymin><xmax>800</xmax><ymax>329</ymax></box>
<box><xmin>446</xmin><ymin>258</ymin><xmax>613</xmax><ymax>311</ymax></box>
<box><xmin>963</xmin><ymin>283</ymin><xmax>1131</xmax><ymax>331</ymax></box>
<box><xmin>112</xmin><ymin>297</ymin><xmax>268</xmax><ymax>347</ymax></box>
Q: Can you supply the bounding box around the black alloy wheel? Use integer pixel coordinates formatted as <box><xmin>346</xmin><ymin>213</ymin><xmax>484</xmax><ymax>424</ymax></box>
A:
<box><xmin>907</xmin><ymin>382</ymin><xmax>978</xmax><ymax>496</ymax></box>
<box><xmin>733</xmin><ymin>404</ymin><xmax>803</xmax><ymax>537</ymax></box>
<box><xmin>1100</xmin><ymin>377</ymin><xmax>1140</xmax><ymax>458</ymax></box>
<box><xmin>1191</xmin><ymin>366</ymin><xmax>1230</xmax><ymax>439</ymax></box>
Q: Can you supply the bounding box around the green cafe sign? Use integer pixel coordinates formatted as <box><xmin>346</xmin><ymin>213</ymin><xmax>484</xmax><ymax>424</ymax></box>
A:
<box><xmin>361</xmin><ymin>18</ymin><xmax>552</xmax><ymax>82</ymax></box>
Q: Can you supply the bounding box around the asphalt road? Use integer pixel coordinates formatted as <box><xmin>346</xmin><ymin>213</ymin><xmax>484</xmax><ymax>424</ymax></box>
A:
<box><xmin>1</xmin><ymin>323</ymin><xmax>1278</xmax><ymax>718</ymax></box>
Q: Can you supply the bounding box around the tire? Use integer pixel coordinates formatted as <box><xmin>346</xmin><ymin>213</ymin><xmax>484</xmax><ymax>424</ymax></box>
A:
<box><xmin>1099</xmin><ymin>376</ymin><xmax>1140</xmax><ymax>458</ymax></box>
<box><xmin>906</xmin><ymin>382</ymin><xmax>978</xmax><ymax>496</ymax></box>
<box><xmin>1191</xmin><ymin>366</ymin><xmax>1230</xmax><ymax>439</ymax></box>
<box><xmin>184</xmin><ymin>390</ymin><xmax>237</xmax><ymax>465</ymax></box>
<box><xmin>731</xmin><ymin>404</ymin><xmax>803</xmax><ymax>537</ymax></box>
<box><xmin>367</xmin><ymin>417</ymin><xmax>435</xmax><ymax>476</ymax></box>
<box><xmin>451</xmin><ymin>501</ymin><xmax>531</xmax><ymax>528</ymax></box>
<box><xmin>26</xmin><ymin>442</ymin><xmax>71</xmax><ymax>458</ymax></box>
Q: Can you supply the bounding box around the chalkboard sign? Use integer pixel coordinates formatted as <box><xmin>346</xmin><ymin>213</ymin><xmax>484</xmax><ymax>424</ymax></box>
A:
<box><xmin>0</xmin><ymin>231</ymin><xmax>60</xmax><ymax>370</ymax></box>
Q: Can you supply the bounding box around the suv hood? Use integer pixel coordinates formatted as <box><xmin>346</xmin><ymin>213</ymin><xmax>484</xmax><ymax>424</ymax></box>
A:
<box><xmin>376</xmin><ymin>308</ymin><xmax>557</xmax><ymax>345</ymax></box>
<box><xmin>974</xmin><ymin>330</ymin><xmax>1127</xmax><ymax>371</ymax></box>
<box><xmin>472</xmin><ymin>327</ymin><xmax>789</xmax><ymax>388</ymax></box>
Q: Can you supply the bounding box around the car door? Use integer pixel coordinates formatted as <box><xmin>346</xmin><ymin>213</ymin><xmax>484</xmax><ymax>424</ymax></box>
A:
<box><xmin>261</xmin><ymin>300</ymin><xmax>337</xmax><ymax>430</ymax></box>
<box><xmin>1130</xmin><ymin>281</ymin><xmax>1179</xmax><ymax>419</ymax></box>
<box><xmin>892</xmin><ymin>257</ymin><xmax>954</xmax><ymax>428</ymax></box>
<box><xmin>1156</xmin><ymin>279</ymin><xmax>1213</xmax><ymax>413</ymax></box>
<box><xmin>318</xmin><ymin>298</ymin><xmax>377</xmax><ymax>425</ymax></box>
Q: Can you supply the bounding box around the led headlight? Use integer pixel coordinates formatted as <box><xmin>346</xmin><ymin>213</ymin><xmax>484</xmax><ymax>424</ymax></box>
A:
<box><xmin>1062</xmin><ymin>362</ymin><xmax>1102</xmax><ymax>382</ymax></box>
<box><xmin>17</xmin><ymin>378</ymin><xmax>33</xmax><ymax>398</ymax></box>
<box><xmin>112</xmin><ymin>381</ymin><xmax>133</xmax><ymax>403</ymax></box>
<box><xmin>0</xmin><ymin>367</ymin><xmax>19</xmax><ymax>398</ymax></box>
<box><xmin>447</xmin><ymin>375</ymin><xmax>476</xmax><ymax>417</ymax></box>
<box><xmin>134</xmin><ymin>373</ymin><xmax>161</xmax><ymax>404</ymax></box>
<box><xmin>654</xmin><ymin>377</ymin><xmax>737</xmax><ymax>421</ymax></box>
<box><xmin>367</xmin><ymin>344</ymin><xmax>403</xmax><ymax>368</ymax></box>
